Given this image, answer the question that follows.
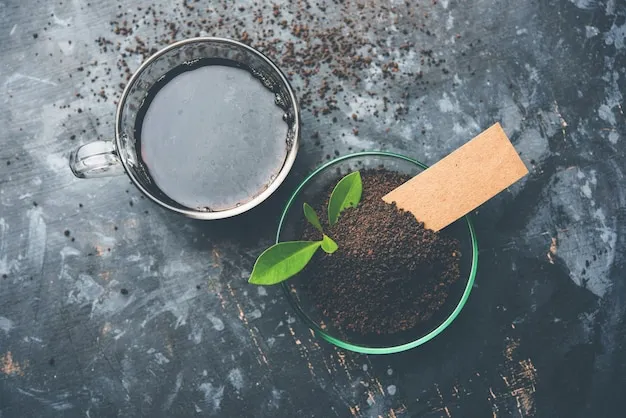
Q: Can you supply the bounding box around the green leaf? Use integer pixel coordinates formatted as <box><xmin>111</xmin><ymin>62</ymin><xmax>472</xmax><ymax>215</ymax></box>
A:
<box><xmin>328</xmin><ymin>171</ymin><xmax>363</xmax><ymax>226</ymax></box>
<box><xmin>249</xmin><ymin>241</ymin><xmax>322</xmax><ymax>285</ymax></box>
<box><xmin>303</xmin><ymin>203</ymin><xmax>323</xmax><ymax>233</ymax></box>
<box><xmin>321</xmin><ymin>235</ymin><xmax>338</xmax><ymax>254</ymax></box>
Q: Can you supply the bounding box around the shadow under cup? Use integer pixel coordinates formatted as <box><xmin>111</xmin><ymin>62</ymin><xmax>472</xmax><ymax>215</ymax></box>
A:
<box><xmin>115</xmin><ymin>38</ymin><xmax>299</xmax><ymax>218</ymax></box>
<box><xmin>279</xmin><ymin>152</ymin><xmax>479</xmax><ymax>355</ymax></box>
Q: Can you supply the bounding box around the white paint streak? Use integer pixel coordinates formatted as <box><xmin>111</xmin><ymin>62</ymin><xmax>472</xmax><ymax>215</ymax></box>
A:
<box><xmin>593</xmin><ymin>208</ymin><xmax>617</xmax><ymax>247</ymax></box>
<box><xmin>163</xmin><ymin>259</ymin><xmax>194</xmax><ymax>276</ymax></box>
<box><xmin>198</xmin><ymin>383</ymin><xmax>224</xmax><ymax>411</ymax></box>
<box><xmin>446</xmin><ymin>14</ymin><xmax>454</xmax><ymax>31</ymax></box>
<box><xmin>581</xmin><ymin>183</ymin><xmax>592</xmax><ymax>199</ymax></box>
<box><xmin>188</xmin><ymin>323</ymin><xmax>203</xmax><ymax>344</ymax></box>
<box><xmin>57</xmin><ymin>40</ymin><xmax>74</xmax><ymax>56</ymax></box>
<box><xmin>248</xmin><ymin>308</ymin><xmax>262</xmax><ymax>320</ymax></box>
<box><xmin>163</xmin><ymin>372</ymin><xmax>183</xmax><ymax>410</ymax></box>
<box><xmin>207</xmin><ymin>313</ymin><xmax>225</xmax><ymax>331</ymax></box>
<box><xmin>227</xmin><ymin>368</ymin><xmax>244</xmax><ymax>391</ymax></box>
<box><xmin>605</xmin><ymin>0</ymin><xmax>616</xmax><ymax>15</ymax></box>
<box><xmin>598</xmin><ymin>104</ymin><xmax>616</xmax><ymax>125</ymax></box>
<box><xmin>526</xmin><ymin>168</ymin><xmax>617</xmax><ymax>297</ymax></box>
<box><xmin>45</xmin><ymin>153</ymin><xmax>68</xmax><ymax>172</ymax></box>
<box><xmin>437</xmin><ymin>93</ymin><xmax>456</xmax><ymax>113</ymax></box>
<box><xmin>568</xmin><ymin>0</ymin><xmax>596</xmax><ymax>9</ymax></box>
<box><xmin>113</xmin><ymin>330</ymin><xmax>126</xmax><ymax>341</ymax></box>
<box><xmin>27</xmin><ymin>208</ymin><xmax>46</xmax><ymax>273</ymax></box>
<box><xmin>51</xmin><ymin>12</ymin><xmax>72</xmax><ymax>26</ymax></box>
<box><xmin>66</xmin><ymin>274</ymin><xmax>104</xmax><ymax>310</ymax></box>
<box><xmin>93</xmin><ymin>232</ymin><xmax>116</xmax><ymax>247</ymax></box>
<box><xmin>605</xmin><ymin>23</ymin><xmax>626</xmax><ymax>49</ymax></box>
<box><xmin>515</xmin><ymin>128</ymin><xmax>550</xmax><ymax>167</ymax></box>
<box><xmin>585</xmin><ymin>26</ymin><xmax>600</xmax><ymax>38</ymax></box>
<box><xmin>0</xmin><ymin>218</ymin><xmax>17</xmax><ymax>276</ymax></box>
<box><xmin>60</xmin><ymin>246</ymin><xmax>81</xmax><ymax>259</ymax></box>
<box><xmin>3</xmin><ymin>73</ymin><xmax>58</xmax><ymax>88</ymax></box>
<box><xmin>16</xmin><ymin>388</ymin><xmax>73</xmax><ymax>411</ymax></box>
<box><xmin>0</xmin><ymin>317</ymin><xmax>14</xmax><ymax>334</ymax></box>
<box><xmin>500</xmin><ymin>100</ymin><xmax>523</xmax><ymax>135</ymax></box>
<box><xmin>525</xmin><ymin>63</ymin><xmax>540</xmax><ymax>83</ymax></box>
<box><xmin>601</xmin><ymin>68</ymin><xmax>623</xmax><ymax>114</ymax></box>
<box><xmin>141</xmin><ymin>286</ymin><xmax>198</xmax><ymax>329</ymax></box>
<box><xmin>154</xmin><ymin>352</ymin><xmax>170</xmax><ymax>365</ymax></box>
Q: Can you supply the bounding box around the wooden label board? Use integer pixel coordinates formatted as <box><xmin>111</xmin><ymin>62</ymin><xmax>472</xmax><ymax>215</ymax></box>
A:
<box><xmin>383</xmin><ymin>123</ymin><xmax>528</xmax><ymax>231</ymax></box>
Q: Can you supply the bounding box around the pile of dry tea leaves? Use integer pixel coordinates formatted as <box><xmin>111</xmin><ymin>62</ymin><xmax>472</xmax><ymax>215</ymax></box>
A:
<box><xmin>301</xmin><ymin>169</ymin><xmax>461</xmax><ymax>335</ymax></box>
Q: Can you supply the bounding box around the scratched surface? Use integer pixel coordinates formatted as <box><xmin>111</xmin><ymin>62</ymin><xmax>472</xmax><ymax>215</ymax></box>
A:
<box><xmin>1</xmin><ymin>0</ymin><xmax>625</xmax><ymax>417</ymax></box>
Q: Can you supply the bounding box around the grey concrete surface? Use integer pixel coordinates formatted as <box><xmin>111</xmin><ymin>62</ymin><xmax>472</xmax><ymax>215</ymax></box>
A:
<box><xmin>1</xmin><ymin>0</ymin><xmax>625</xmax><ymax>417</ymax></box>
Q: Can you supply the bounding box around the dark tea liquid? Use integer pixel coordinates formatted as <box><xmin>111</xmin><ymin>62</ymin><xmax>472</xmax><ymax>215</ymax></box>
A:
<box><xmin>135</xmin><ymin>59</ymin><xmax>290</xmax><ymax>212</ymax></box>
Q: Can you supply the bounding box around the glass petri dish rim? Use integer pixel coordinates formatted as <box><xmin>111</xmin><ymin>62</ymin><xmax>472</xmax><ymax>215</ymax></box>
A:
<box><xmin>279</xmin><ymin>151</ymin><xmax>479</xmax><ymax>355</ymax></box>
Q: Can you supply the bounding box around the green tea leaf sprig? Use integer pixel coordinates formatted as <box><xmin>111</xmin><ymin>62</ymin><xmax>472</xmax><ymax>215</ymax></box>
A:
<box><xmin>328</xmin><ymin>171</ymin><xmax>362</xmax><ymax>226</ymax></box>
<box><xmin>249</xmin><ymin>171</ymin><xmax>362</xmax><ymax>285</ymax></box>
<box><xmin>303</xmin><ymin>203</ymin><xmax>323</xmax><ymax>232</ymax></box>
<box><xmin>321</xmin><ymin>234</ymin><xmax>338</xmax><ymax>254</ymax></box>
<box><xmin>248</xmin><ymin>241</ymin><xmax>322</xmax><ymax>285</ymax></box>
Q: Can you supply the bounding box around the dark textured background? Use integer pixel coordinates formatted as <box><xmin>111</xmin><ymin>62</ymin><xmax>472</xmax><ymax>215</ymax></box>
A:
<box><xmin>1</xmin><ymin>0</ymin><xmax>625</xmax><ymax>417</ymax></box>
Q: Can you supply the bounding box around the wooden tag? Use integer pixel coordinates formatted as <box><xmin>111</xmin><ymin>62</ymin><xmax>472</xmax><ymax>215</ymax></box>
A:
<box><xmin>383</xmin><ymin>123</ymin><xmax>528</xmax><ymax>231</ymax></box>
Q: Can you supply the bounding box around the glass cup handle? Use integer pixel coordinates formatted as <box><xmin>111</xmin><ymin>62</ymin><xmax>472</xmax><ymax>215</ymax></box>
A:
<box><xmin>69</xmin><ymin>140</ymin><xmax>125</xmax><ymax>178</ymax></box>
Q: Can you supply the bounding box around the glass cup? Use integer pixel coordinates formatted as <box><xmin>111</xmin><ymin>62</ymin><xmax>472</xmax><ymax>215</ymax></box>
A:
<box><xmin>69</xmin><ymin>37</ymin><xmax>300</xmax><ymax>220</ymax></box>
